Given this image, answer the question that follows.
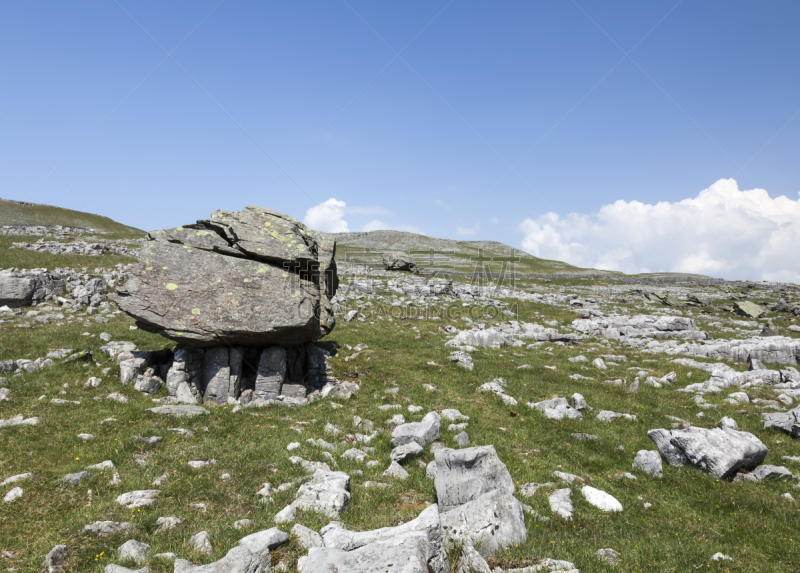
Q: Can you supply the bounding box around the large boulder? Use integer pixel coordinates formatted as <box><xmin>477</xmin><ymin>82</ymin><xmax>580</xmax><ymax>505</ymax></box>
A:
<box><xmin>382</xmin><ymin>252</ymin><xmax>416</xmax><ymax>272</ymax></box>
<box><xmin>648</xmin><ymin>426</ymin><xmax>768</xmax><ymax>480</ymax></box>
<box><xmin>439</xmin><ymin>489</ymin><xmax>527</xmax><ymax>558</ymax></box>
<box><xmin>434</xmin><ymin>445</ymin><xmax>514</xmax><ymax>512</ymax></box>
<box><xmin>734</xmin><ymin>301</ymin><xmax>766</xmax><ymax>319</ymax></box>
<box><xmin>112</xmin><ymin>207</ymin><xmax>338</xmax><ymax>347</ymax></box>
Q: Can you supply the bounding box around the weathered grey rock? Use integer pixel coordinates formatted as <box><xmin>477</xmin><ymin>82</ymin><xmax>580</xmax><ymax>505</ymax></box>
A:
<box><xmin>320</xmin><ymin>504</ymin><xmax>446</xmax><ymax>573</ymax></box>
<box><xmin>134</xmin><ymin>375</ymin><xmax>162</xmax><ymax>395</ymax></box>
<box><xmin>115</xmin><ymin>490</ymin><xmax>159</xmax><ymax>509</ymax></box>
<box><xmin>582</xmin><ymin>486</ymin><xmax>623</xmax><ymax>512</ymax></box>
<box><xmin>112</xmin><ymin>207</ymin><xmax>338</xmax><ymax>347</ymax></box>
<box><xmin>383</xmin><ymin>461</ymin><xmax>409</xmax><ymax>479</ymax></box>
<box><xmin>596</xmin><ymin>410</ymin><xmax>636</xmax><ymax>422</ymax></box>
<box><xmin>763</xmin><ymin>405</ymin><xmax>800</xmax><ymax>438</ymax></box>
<box><xmin>118</xmin><ymin>540</ymin><xmax>150</xmax><ymax>565</ymax></box>
<box><xmin>82</xmin><ymin>521</ymin><xmax>134</xmax><ymax>536</ymax></box>
<box><xmin>441</xmin><ymin>409</ymin><xmax>469</xmax><ymax>422</ymax></box>
<box><xmin>528</xmin><ymin>397</ymin><xmax>582</xmax><ymax>421</ymax></box>
<box><xmin>43</xmin><ymin>544</ymin><xmax>69</xmax><ymax>573</ymax></box>
<box><xmin>571</xmin><ymin>393</ymin><xmax>586</xmax><ymax>410</ymax></box>
<box><xmin>596</xmin><ymin>547</ymin><xmax>620</xmax><ymax>566</ymax></box>
<box><xmin>255</xmin><ymin>347</ymin><xmax>286</xmax><ymax>401</ymax></box>
<box><xmin>146</xmin><ymin>405</ymin><xmax>208</xmax><ymax>418</ymax></box>
<box><xmin>717</xmin><ymin>416</ymin><xmax>739</xmax><ymax>431</ymax></box>
<box><xmin>0</xmin><ymin>269</ymin><xmax>63</xmax><ymax>307</ymax></box>
<box><xmin>439</xmin><ymin>489</ymin><xmax>527</xmax><ymax>557</ymax></box>
<box><xmin>632</xmin><ymin>450</ymin><xmax>663</xmax><ymax>478</ymax></box>
<box><xmin>383</xmin><ymin>252</ymin><xmax>416</xmax><ymax>272</ymax></box>
<box><xmin>426</xmin><ymin>460</ymin><xmax>437</xmax><ymax>480</ymax></box>
<box><xmin>434</xmin><ymin>445</ymin><xmax>515</xmax><ymax>512</ymax></box>
<box><xmin>291</xmin><ymin>469</ymin><xmax>350</xmax><ymax>517</ymax></box>
<box><xmin>734</xmin><ymin>301</ymin><xmax>766</xmax><ymax>319</ymax></box>
<box><xmin>456</xmin><ymin>543</ymin><xmax>491</xmax><ymax>573</ymax></box>
<box><xmin>454</xmin><ymin>432</ymin><xmax>470</xmax><ymax>447</ymax></box>
<box><xmin>63</xmin><ymin>471</ymin><xmax>92</xmax><ymax>485</ymax></box>
<box><xmin>189</xmin><ymin>531</ymin><xmax>213</xmax><ymax>555</ymax></box>
<box><xmin>3</xmin><ymin>486</ymin><xmax>22</xmax><ymax>503</ymax></box>
<box><xmin>103</xmin><ymin>565</ymin><xmax>149</xmax><ymax>573</ymax></box>
<box><xmin>174</xmin><ymin>545</ymin><xmax>270</xmax><ymax>573</ymax></box>
<box><xmin>238</xmin><ymin>528</ymin><xmax>289</xmax><ymax>554</ymax></box>
<box><xmin>0</xmin><ymin>414</ymin><xmax>39</xmax><ymax>428</ymax></box>
<box><xmin>447</xmin><ymin>350</ymin><xmax>474</xmax><ymax>370</ymax></box>
<box><xmin>273</xmin><ymin>504</ymin><xmax>296</xmax><ymax>523</ymax></box>
<box><xmin>549</xmin><ymin>488</ymin><xmax>573</xmax><ymax>519</ymax></box>
<box><xmin>301</xmin><ymin>531</ymin><xmax>431</xmax><ymax>573</ymax></box>
<box><xmin>390</xmin><ymin>412</ymin><xmax>440</xmax><ymax>448</ymax></box>
<box><xmin>291</xmin><ymin>523</ymin><xmax>322</xmax><ymax>549</ymax></box>
<box><xmin>648</xmin><ymin>427</ymin><xmax>768</xmax><ymax>479</ymax></box>
<box><xmin>750</xmin><ymin>465</ymin><xmax>793</xmax><ymax>481</ymax></box>
<box><xmin>155</xmin><ymin>517</ymin><xmax>181</xmax><ymax>533</ymax></box>
<box><xmin>391</xmin><ymin>442</ymin><xmax>423</xmax><ymax>464</ymax></box>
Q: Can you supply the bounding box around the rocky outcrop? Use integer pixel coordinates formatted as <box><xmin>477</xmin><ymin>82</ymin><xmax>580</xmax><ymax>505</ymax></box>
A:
<box><xmin>112</xmin><ymin>206</ymin><xmax>338</xmax><ymax>348</ymax></box>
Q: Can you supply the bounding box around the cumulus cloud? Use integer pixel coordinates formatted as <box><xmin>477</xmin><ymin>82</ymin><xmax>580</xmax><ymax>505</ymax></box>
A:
<box><xmin>363</xmin><ymin>219</ymin><xmax>389</xmax><ymax>232</ymax></box>
<box><xmin>303</xmin><ymin>198</ymin><xmax>349</xmax><ymax>233</ymax></box>
<box><xmin>456</xmin><ymin>223</ymin><xmax>480</xmax><ymax>237</ymax></box>
<box><xmin>519</xmin><ymin>178</ymin><xmax>800</xmax><ymax>283</ymax></box>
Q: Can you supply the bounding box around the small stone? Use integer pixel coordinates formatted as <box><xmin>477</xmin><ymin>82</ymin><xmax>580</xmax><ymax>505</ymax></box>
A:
<box><xmin>454</xmin><ymin>431</ymin><xmax>470</xmax><ymax>447</ymax></box>
<box><xmin>632</xmin><ymin>450</ymin><xmax>663</xmax><ymax>478</ymax></box>
<box><xmin>155</xmin><ymin>516</ymin><xmax>180</xmax><ymax>533</ymax></box>
<box><xmin>3</xmin><ymin>486</ymin><xmax>22</xmax><ymax>503</ymax></box>
<box><xmin>189</xmin><ymin>531</ymin><xmax>213</xmax><ymax>555</ymax></box>
<box><xmin>118</xmin><ymin>540</ymin><xmax>150</xmax><ymax>565</ymax></box>
<box><xmin>582</xmin><ymin>486</ymin><xmax>623</xmax><ymax>512</ymax></box>
<box><xmin>234</xmin><ymin>519</ymin><xmax>253</xmax><ymax>529</ymax></box>
<box><xmin>274</xmin><ymin>504</ymin><xmax>296</xmax><ymax>524</ymax></box>
<box><xmin>43</xmin><ymin>544</ymin><xmax>69</xmax><ymax>573</ymax></box>
<box><xmin>596</xmin><ymin>547</ymin><xmax>620</xmax><ymax>566</ymax></box>
<box><xmin>383</xmin><ymin>461</ymin><xmax>409</xmax><ymax>479</ymax></box>
<box><xmin>390</xmin><ymin>442</ymin><xmax>423</xmax><ymax>464</ymax></box>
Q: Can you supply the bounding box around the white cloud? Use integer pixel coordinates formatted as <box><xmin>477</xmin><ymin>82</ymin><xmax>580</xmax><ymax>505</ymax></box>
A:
<box><xmin>519</xmin><ymin>178</ymin><xmax>800</xmax><ymax>283</ymax></box>
<box><xmin>456</xmin><ymin>223</ymin><xmax>480</xmax><ymax>237</ymax></box>
<box><xmin>490</xmin><ymin>217</ymin><xmax>499</xmax><ymax>224</ymax></box>
<box><xmin>362</xmin><ymin>219</ymin><xmax>389</xmax><ymax>232</ymax></box>
<box><xmin>303</xmin><ymin>198</ymin><xmax>349</xmax><ymax>233</ymax></box>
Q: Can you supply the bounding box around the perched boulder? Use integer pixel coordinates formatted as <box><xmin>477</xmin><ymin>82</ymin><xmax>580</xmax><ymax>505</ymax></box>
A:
<box><xmin>112</xmin><ymin>207</ymin><xmax>338</xmax><ymax>347</ymax></box>
<box><xmin>434</xmin><ymin>445</ymin><xmax>514</xmax><ymax>512</ymax></box>
<box><xmin>648</xmin><ymin>427</ymin><xmax>767</xmax><ymax>480</ymax></box>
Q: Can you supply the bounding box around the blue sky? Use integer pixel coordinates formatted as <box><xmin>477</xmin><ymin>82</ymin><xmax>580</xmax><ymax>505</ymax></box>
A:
<box><xmin>1</xmin><ymin>1</ymin><xmax>799</xmax><ymax>279</ymax></box>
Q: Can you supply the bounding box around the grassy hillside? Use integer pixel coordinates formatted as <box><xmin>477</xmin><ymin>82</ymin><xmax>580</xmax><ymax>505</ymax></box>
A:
<box><xmin>334</xmin><ymin>230</ymin><xmax>599</xmax><ymax>276</ymax></box>
<box><xmin>0</xmin><ymin>199</ymin><xmax>144</xmax><ymax>240</ymax></box>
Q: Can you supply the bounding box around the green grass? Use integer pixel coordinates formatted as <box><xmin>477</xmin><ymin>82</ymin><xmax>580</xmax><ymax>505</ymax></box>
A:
<box><xmin>0</xmin><ymin>236</ymin><xmax>137</xmax><ymax>270</ymax></box>
<box><xmin>1</xmin><ymin>199</ymin><xmax>145</xmax><ymax>239</ymax></box>
<box><xmin>1</xmin><ymin>290</ymin><xmax>799</xmax><ymax>572</ymax></box>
